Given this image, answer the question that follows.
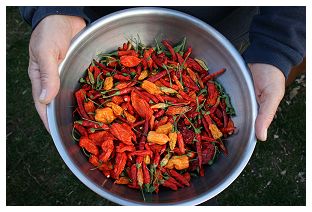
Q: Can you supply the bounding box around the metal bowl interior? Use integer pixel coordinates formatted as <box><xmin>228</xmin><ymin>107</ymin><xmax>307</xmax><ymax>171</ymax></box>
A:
<box><xmin>47</xmin><ymin>7</ymin><xmax>257</xmax><ymax>205</ymax></box>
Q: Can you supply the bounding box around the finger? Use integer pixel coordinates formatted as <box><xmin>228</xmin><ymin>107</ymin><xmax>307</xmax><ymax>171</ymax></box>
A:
<box><xmin>28</xmin><ymin>60</ymin><xmax>50</xmax><ymax>132</ymax></box>
<box><xmin>255</xmin><ymin>93</ymin><xmax>281</xmax><ymax>141</ymax></box>
<box><xmin>37</xmin><ymin>51</ymin><xmax>61</xmax><ymax>105</ymax></box>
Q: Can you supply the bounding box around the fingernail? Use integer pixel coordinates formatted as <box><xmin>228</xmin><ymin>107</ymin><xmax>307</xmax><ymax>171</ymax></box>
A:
<box><xmin>39</xmin><ymin>89</ymin><xmax>47</xmax><ymax>102</ymax></box>
<box><xmin>261</xmin><ymin>128</ymin><xmax>267</xmax><ymax>141</ymax></box>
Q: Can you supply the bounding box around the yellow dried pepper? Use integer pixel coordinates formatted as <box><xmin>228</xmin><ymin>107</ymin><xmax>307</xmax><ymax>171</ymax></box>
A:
<box><xmin>168</xmin><ymin>132</ymin><xmax>177</xmax><ymax>150</ymax></box>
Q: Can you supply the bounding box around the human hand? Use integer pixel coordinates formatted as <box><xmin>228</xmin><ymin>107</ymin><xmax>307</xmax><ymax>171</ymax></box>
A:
<box><xmin>28</xmin><ymin>15</ymin><xmax>86</xmax><ymax>132</ymax></box>
<box><xmin>248</xmin><ymin>63</ymin><xmax>286</xmax><ymax>141</ymax></box>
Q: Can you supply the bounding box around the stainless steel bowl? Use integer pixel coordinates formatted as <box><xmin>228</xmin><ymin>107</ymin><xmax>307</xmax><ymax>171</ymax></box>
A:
<box><xmin>47</xmin><ymin>7</ymin><xmax>257</xmax><ymax>205</ymax></box>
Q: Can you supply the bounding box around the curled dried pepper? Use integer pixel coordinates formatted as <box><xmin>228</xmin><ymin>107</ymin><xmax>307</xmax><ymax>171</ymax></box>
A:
<box><xmin>112</xmin><ymin>152</ymin><xmax>127</xmax><ymax>179</ymax></box>
<box><xmin>79</xmin><ymin>136</ymin><xmax>99</xmax><ymax>156</ymax></box>
<box><xmin>110</xmin><ymin>123</ymin><xmax>136</xmax><ymax>145</ymax></box>
<box><xmin>99</xmin><ymin>139</ymin><xmax>114</xmax><ymax>162</ymax></box>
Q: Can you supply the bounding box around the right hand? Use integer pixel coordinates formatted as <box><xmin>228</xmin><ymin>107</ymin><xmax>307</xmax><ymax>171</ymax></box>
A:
<box><xmin>28</xmin><ymin>15</ymin><xmax>86</xmax><ymax>132</ymax></box>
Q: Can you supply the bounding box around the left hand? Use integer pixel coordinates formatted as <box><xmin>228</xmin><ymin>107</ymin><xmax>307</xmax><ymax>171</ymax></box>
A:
<box><xmin>248</xmin><ymin>63</ymin><xmax>286</xmax><ymax>141</ymax></box>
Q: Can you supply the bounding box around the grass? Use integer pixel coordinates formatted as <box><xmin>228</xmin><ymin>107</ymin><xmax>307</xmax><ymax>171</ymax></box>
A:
<box><xmin>6</xmin><ymin>6</ymin><xmax>306</xmax><ymax>206</ymax></box>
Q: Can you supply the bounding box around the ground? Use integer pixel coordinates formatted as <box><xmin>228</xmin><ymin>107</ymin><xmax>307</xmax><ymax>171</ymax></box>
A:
<box><xmin>6</xmin><ymin>7</ymin><xmax>306</xmax><ymax>206</ymax></box>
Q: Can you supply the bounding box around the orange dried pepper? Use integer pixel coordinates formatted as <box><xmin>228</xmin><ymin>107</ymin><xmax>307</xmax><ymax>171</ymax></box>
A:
<box><xmin>155</xmin><ymin>122</ymin><xmax>173</xmax><ymax>135</ymax></box>
<box><xmin>111</xmin><ymin>96</ymin><xmax>124</xmax><ymax>105</ymax></box>
<box><xmin>106</xmin><ymin>102</ymin><xmax>123</xmax><ymax>116</ymax></box>
<box><xmin>138</xmin><ymin>70</ymin><xmax>149</xmax><ymax>80</ymax></box>
<box><xmin>147</xmin><ymin>131</ymin><xmax>170</xmax><ymax>145</ymax></box>
<box><xmin>120</xmin><ymin>55</ymin><xmax>141</xmax><ymax>67</ymax></box>
<box><xmin>79</xmin><ymin>136</ymin><xmax>99</xmax><ymax>156</ymax></box>
<box><xmin>131</xmin><ymin>90</ymin><xmax>153</xmax><ymax>119</ymax></box>
<box><xmin>165</xmin><ymin>155</ymin><xmax>189</xmax><ymax>170</ymax></box>
<box><xmin>124</xmin><ymin>110</ymin><xmax>136</xmax><ymax>123</ymax></box>
<box><xmin>209</xmin><ymin>124</ymin><xmax>223</xmax><ymax>139</ymax></box>
<box><xmin>141</xmin><ymin>80</ymin><xmax>163</xmax><ymax>95</ymax></box>
<box><xmin>114</xmin><ymin>176</ymin><xmax>130</xmax><ymax>184</ymax></box>
<box><xmin>95</xmin><ymin>107</ymin><xmax>116</xmax><ymax>124</ymax></box>
<box><xmin>166</xmin><ymin>106</ymin><xmax>191</xmax><ymax>116</ymax></box>
<box><xmin>103</xmin><ymin>76</ymin><xmax>113</xmax><ymax>91</ymax></box>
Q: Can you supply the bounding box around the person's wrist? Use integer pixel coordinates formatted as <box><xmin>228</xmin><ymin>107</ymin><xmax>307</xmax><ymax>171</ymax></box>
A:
<box><xmin>66</xmin><ymin>15</ymin><xmax>86</xmax><ymax>38</ymax></box>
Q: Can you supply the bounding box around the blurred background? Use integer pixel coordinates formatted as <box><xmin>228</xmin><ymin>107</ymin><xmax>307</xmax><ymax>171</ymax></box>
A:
<box><xmin>6</xmin><ymin>6</ymin><xmax>306</xmax><ymax>205</ymax></box>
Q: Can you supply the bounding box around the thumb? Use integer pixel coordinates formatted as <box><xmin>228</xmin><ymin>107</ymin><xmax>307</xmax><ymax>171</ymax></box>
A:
<box><xmin>255</xmin><ymin>93</ymin><xmax>281</xmax><ymax>141</ymax></box>
<box><xmin>37</xmin><ymin>53</ymin><xmax>61</xmax><ymax>104</ymax></box>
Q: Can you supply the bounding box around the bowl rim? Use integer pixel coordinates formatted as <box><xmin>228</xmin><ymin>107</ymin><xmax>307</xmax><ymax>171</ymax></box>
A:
<box><xmin>47</xmin><ymin>6</ymin><xmax>258</xmax><ymax>205</ymax></box>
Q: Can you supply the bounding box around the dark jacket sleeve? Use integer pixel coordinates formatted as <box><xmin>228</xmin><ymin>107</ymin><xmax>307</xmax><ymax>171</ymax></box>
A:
<box><xmin>242</xmin><ymin>6</ymin><xmax>306</xmax><ymax>78</ymax></box>
<box><xmin>19</xmin><ymin>6</ymin><xmax>91</xmax><ymax>30</ymax></box>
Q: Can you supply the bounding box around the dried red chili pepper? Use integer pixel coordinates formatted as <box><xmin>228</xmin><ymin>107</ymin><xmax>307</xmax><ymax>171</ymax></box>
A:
<box><xmin>166</xmin><ymin>176</ymin><xmax>184</xmax><ymax>188</ymax></box>
<box><xmin>161</xmin><ymin>179</ymin><xmax>178</xmax><ymax>191</ymax></box>
<box><xmin>112</xmin><ymin>152</ymin><xmax>127</xmax><ymax>179</ymax></box>
<box><xmin>177</xmin><ymin>132</ymin><xmax>185</xmax><ymax>154</ymax></box>
<box><xmin>146</xmin><ymin>69</ymin><xmax>173</xmax><ymax>82</ymax></box>
<box><xmin>75</xmin><ymin>89</ymin><xmax>90</xmax><ymax>120</ymax></box>
<box><xmin>195</xmin><ymin>134</ymin><xmax>203</xmax><ymax>169</ymax></box>
<box><xmin>169</xmin><ymin>169</ymin><xmax>190</xmax><ymax>187</ymax></box>
<box><xmin>113</xmin><ymin>74</ymin><xmax>131</xmax><ymax>81</ymax></box>
<box><xmin>129</xmin><ymin>163</ymin><xmax>138</xmax><ymax>188</ymax></box>
<box><xmin>142</xmin><ymin>161</ymin><xmax>150</xmax><ymax>185</ymax></box>
<box><xmin>202</xmin><ymin>68</ymin><xmax>226</xmax><ymax>83</ymax></box>
<box><xmin>162</xmin><ymin>40</ymin><xmax>177</xmax><ymax>61</ymax></box>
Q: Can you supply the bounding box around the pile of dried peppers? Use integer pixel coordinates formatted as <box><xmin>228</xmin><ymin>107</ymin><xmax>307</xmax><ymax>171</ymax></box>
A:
<box><xmin>72</xmin><ymin>37</ymin><xmax>236</xmax><ymax>195</ymax></box>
